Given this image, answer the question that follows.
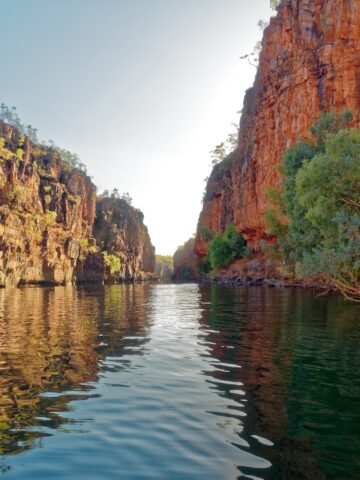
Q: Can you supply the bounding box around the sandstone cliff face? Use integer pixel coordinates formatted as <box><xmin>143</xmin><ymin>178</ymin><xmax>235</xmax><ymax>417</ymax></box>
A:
<box><xmin>76</xmin><ymin>197</ymin><xmax>156</xmax><ymax>282</ymax></box>
<box><xmin>0</xmin><ymin>121</ymin><xmax>155</xmax><ymax>286</ymax></box>
<box><xmin>195</xmin><ymin>0</ymin><xmax>360</xmax><ymax>257</ymax></box>
<box><xmin>0</xmin><ymin>120</ymin><xmax>96</xmax><ymax>286</ymax></box>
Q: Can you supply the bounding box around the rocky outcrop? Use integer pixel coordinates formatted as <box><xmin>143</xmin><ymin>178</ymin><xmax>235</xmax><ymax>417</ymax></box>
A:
<box><xmin>0</xmin><ymin>121</ymin><xmax>156</xmax><ymax>287</ymax></box>
<box><xmin>76</xmin><ymin>197</ymin><xmax>156</xmax><ymax>282</ymax></box>
<box><xmin>195</xmin><ymin>0</ymin><xmax>360</xmax><ymax>257</ymax></box>
<box><xmin>0</xmin><ymin>120</ymin><xmax>96</xmax><ymax>286</ymax></box>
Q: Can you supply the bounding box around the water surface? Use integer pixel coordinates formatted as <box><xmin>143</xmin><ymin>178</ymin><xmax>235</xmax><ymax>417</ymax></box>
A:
<box><xmin>0</xmin><ymin>284</ymin><xmax>359</xmax><ymax>479</ymax></box>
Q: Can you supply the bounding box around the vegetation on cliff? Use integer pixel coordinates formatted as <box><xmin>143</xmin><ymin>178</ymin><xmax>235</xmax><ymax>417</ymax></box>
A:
<box><xmin>0</xmin><ymin>103</ymin><xmax>87</xmax><ymax>172</ymax></box>
<box><xmin>196</xmin><ymin>224</ymin><xmax>249</xmax><ymax>273</ymax></box>
<box><xmin>265</xmin><ymin>111</ymin><xmax>360</xmax><ymax>301</ymax></box>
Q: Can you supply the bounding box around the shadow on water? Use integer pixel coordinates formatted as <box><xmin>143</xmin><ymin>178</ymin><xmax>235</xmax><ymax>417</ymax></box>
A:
<box><xmin>0</xmin><ymin>284</ymin><xmax>152</xmax><ymax>457</ymax></box>
<box><xmin>198</xmin><ymin>285</ymin><xmax>360</xmax><ymax>480</ymax></box>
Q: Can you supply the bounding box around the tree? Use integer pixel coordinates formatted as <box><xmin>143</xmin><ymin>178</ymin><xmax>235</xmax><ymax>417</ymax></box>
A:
<box><xmin>264</xmin><ymin>111</ymin><xmax>360</xmax><ymax>301</ymax></box>
<box><xmin>209</xmin><ymin>123</ymin><xmax>239</xmax><ymax>165</ymax></box>
<box><xmin>208</xmin><ymin>224</ymin><xmax>247</xmax><ymax>269</ymax></box>
<box><xmin>121</xmin><ymin>192</ymin><xmax>133</xmax><ymax>205</ymax></box>
<box><xmin>270</xmin><ymin>0</ymin><xmax>280</xmax><ymax>9</ymax></box>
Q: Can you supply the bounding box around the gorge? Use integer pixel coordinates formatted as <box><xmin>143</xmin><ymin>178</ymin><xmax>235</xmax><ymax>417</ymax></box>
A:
<box><xmin>173</xmin><ymin>0</ymin><xmax>360</xmax><ymax>296</ymax></box>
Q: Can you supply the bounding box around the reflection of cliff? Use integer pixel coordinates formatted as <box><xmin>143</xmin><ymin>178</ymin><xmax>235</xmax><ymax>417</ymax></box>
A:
<box><xmin>0</xmin><ymin>284</ymin><xmax>152</xmax><ymax>455</ymax></box>
<box><xmin>198</xmin><ymin>286</ymin><xmax>360</xmax><ymax>480</ymax></box>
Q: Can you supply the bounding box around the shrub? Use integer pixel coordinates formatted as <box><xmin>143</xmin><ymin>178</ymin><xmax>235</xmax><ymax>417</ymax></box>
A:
<box><xmin>208</xmin><ymin>224</ymin><xmax>247</xmax><ymax>269</ymax></box>
<box><xmin>103</xmin><ymin>252</ymin><xmax>121</xmax><ymax>273</ymax></box>
<box><xmin>196</xmin><ymin>257</ymin><xmax>211</xmax><ymax>275</ymax></box>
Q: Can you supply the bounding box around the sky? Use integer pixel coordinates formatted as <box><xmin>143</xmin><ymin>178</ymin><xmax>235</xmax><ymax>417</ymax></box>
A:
<box><xmin>0</xmin><ymin>0</ymin><xmax>274</xmax><ymax>255</ymax></box>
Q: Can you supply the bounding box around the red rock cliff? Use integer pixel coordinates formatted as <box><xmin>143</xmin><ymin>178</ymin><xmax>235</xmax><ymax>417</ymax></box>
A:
<box><xmin>195</xmin><ymin>0</ymin><xmax>360</xmax><ymax>257</ymax></box>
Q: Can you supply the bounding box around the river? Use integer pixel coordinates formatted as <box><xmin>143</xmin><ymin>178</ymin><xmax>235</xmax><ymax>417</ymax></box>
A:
<box><xmin>0</xmin><ymin>284</ymin><xmax>359</xmax><ymax>479</ymax></box>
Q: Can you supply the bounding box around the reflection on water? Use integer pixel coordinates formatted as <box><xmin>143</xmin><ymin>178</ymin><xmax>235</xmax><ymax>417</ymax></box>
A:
<box><xmin>0</xmin><ymin>284</ymin><xmax>358</xmax><ymax>479</ymax></box>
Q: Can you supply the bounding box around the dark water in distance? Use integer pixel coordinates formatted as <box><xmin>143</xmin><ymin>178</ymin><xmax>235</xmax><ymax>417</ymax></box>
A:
<box><xmin>0</xmin><ymin>284</ymin><xmax>359</xmax><ymax>480</ymax></box>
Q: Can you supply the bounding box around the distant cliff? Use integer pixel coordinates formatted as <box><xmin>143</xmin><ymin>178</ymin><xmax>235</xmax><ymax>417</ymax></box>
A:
<box><xmin>195</xmin><ymin>0</ymin><xmax>360</xmax><ymax>259</ymax></box>
<box><xmin>173</xmin><ymin>238</ymin><xmax>197</xmax><ymax>281</ymax></box>
<box><xmin>76</xmin><ymin>197</ymin><xmax>155</xmax><ymax>283</ymax></box>
<box><xmin>0</xmin><ymin>120</ymin><xmax>155</xmax><ymax>286</ymax></box>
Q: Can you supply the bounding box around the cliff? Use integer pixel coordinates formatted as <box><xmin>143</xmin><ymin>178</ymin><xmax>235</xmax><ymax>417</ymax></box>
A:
<box><xmin>0</xmin><ymin>121</ymin><xmax>156</xmax><ymax>286</ymax></box>
<box><xmin>76</xmin><ymin>197</ymin><xmax>156</xmax><ymax>282</ymax></box>
<box><xmin>173</xmin><ymin>237</ymin><xmax>198</xmax><ymax>281</ymax></box>
<box><xmin>195</xmin><ymin>0</ymin><xmax>360</xmax><ymax>258</ymax></box>
<box><xmin>0</xmin><ymin>120</ymin><xmax>96</xmax><ymax>286</ymax></box>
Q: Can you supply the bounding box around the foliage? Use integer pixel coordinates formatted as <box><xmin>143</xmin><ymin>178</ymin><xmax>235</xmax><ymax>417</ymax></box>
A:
<box><xmin>43</xmin><ymin>210</ymin><xmax>57</xmax><ymax>227</ymax></box>
<box><xmin>240</xmin><ymin>19</ymin><xmax>268</xmax><ymax>69</ymax></box>
<box><xmin>79</xmin><ymin>238</ymin><xmax>98</xmax><ymax>254</ymax></box>
<box><xmin>264</xmin><ymin>110</ymin><xmax>360</xmax><ymax>300</ymax></box>
<box><xmin>47</xmin><ymin>140</ymin><xmax>87</xmax><ymax>173</ymax></box>
<box><xmin>98</xmin><ymin>189</ymin><xmax>133</xmax><ymax>206</ymax></box>
<box><xmin>270</xmin><ymin>0</ymin><xmax>281</xmax><ymax>9</ymax></box>
<box><xmin>196</xmin><ymin>257</ymin><xmax>211</xmax><ymax>275</ymax></box>
<box><xmin>209</xmin><ymin>124</ymin><xmax>238</xmax><ymax>166</ymax></box>
<box><xmin>208</xmin><ymin>224</ymin><xmax>247</xmax><ymax>269</ymax></box>
<box><xmin>103</xmin><ymin>252</ymin><xmax>121</xmax><ymax>274</ymax></box>
<box><xmin>198</xmin><ymin>225</ymin><xmax>215</xmax><ymax>242</ymax></box>
<box><xmin>0</xmin><ymin>137</ymin><xmax>13</xmax><ymax>160</ymax></box>
<box><xmin>0</xmin><ymin>103</ymin><xmax>87</xmax><ymax>173</ymax></box>
<box><xmin>0</xmin><ymin>103</ymin><xmax>38</xmax><ymax>142</ymax></box>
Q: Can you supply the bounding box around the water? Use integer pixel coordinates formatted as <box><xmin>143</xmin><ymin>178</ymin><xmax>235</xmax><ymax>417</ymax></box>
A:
<box><xmin>0</xmin><ymin>284</ymin><xmax>359</xmax><ymax>479</ymax></box>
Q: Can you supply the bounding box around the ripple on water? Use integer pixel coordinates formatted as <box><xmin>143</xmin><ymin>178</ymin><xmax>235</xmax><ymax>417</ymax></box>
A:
<box><xmin>0</xmin><ymin>284</ymin><xmax>358</xmax><ymax>480</ymax></box>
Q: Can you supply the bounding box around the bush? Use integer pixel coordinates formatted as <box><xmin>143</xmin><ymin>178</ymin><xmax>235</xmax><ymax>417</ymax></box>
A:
<box><xmin>208</xmin><ymin>224</ymin><xmax>247</xmax><ymax>269</ymax></box>
<box><xmin>103</xmin><ymin>252</ymin><xmax>121</xmax><ymax>273</ymax></box>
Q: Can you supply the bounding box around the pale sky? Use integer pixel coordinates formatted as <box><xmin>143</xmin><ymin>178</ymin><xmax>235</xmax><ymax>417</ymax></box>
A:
<box><xmin>0</xmin><ymin>0</ymin><xmax>274</xmax><ymax>255</ymax></box>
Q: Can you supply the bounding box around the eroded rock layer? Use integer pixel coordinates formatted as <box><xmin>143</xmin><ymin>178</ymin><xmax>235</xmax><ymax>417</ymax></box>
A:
<box><xmin>195</xmin><ymin>0</ymin><xmax>360</xmax><ymax>256</ymax></box>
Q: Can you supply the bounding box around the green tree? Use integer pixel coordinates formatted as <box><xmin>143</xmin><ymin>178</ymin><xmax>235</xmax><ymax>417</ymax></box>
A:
<box><xmin>208</xmin><ymin>224</ymin><xmax>247</xmax><ymax>269</ymax></box>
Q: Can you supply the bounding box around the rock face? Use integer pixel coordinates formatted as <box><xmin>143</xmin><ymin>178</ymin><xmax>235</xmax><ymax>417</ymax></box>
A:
<box><xmin>76</xmin><ymin>197</ymin><xmax>156</xmax><ymax>282</ymax></box>
<box><xmin>0</xmin><ymin>120</ymin><xmax>96</xmax><ymax>286</ymax></box>
<box><xmin>195</xmin><ymin>0</ymin><xmax>360</xmax><ymax>257</ymax></box>
<box><xmin>173</xmin><ymin>238</ymin><xmax>198</xmax><ymax>281</ymax></box>
<box><xmin>0</xmin><ymin>121</ymin><xmax>156</xmax><ymax>286</ymax></box>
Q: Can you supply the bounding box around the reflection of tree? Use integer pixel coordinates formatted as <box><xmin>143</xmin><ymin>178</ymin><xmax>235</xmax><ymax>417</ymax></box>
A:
<box><xmin>198</xmin><ymin>285</ymin><xmax>360</xmax><ymax>480</ymax></box>
<box><xmin>0</xmin><ymin>284</ymin><xmax>152</xmax><ymax>456</ymax></box>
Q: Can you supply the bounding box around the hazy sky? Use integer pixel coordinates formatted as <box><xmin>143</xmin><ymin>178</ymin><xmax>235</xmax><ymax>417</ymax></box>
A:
<box><xmin>0</xmin><ymin>0</ymin><xmax>274</xmax><ymax>255</ymax></box>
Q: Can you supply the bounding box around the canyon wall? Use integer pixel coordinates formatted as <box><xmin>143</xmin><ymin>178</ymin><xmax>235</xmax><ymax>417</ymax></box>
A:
<box><xmin>0</xmin><ymin>121</ymin><xmax>155</xmax><ymax>286</ymax></box>
<box><xmin>195</xmin><ymin>0</ymin><xmax>360</xmax><ymax>258</ymax></box>
<box><xmin>0</xmin><ymin>120</ymin><xmax>96</xmax><ymax>286</ymax></box>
